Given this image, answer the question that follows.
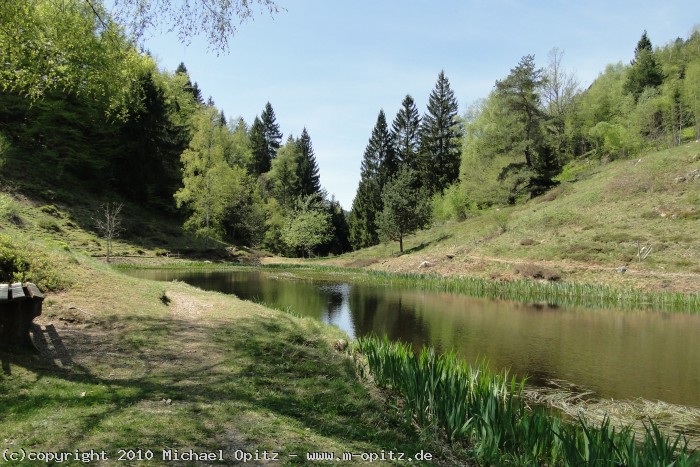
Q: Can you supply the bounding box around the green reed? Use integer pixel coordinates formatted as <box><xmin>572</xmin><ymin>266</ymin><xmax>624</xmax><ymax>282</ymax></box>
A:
<box><xmin>358</xmin><ymin>271</ymin><xmax>700</xmax><ymax>313</ymax></box>
<box><xmin>354</xmin><ymin>335</ymin><xmax>700</xmax><ymax>465</ymax></box>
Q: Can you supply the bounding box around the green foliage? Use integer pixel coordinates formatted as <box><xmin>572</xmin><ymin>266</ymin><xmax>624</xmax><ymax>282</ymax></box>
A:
<box><xmin>391</xmin><ymin>95</ymin><xmax>421</xmax><ymax>171</ymax></box>
<box><xmin>494</xmin><ymin>55</ymin><xmax>560</xmax><ymax>200</ymax></box>
<box><xmin>174</xmin><ymin>107</ymin><xmax>252</xmax><ymax>243</ymax></box>
<box><xmin>261</xmin><ymin>102</ymin><xmax>282</xmax><ymax>162</ymax></box>
<box><xmin>248</xmin><ymin>116</ymin><xmax>269</xmax><ymax>176</ymax></box>
<box><xmin>296</xmin><ymin>128</ymin><xmax>322</xmax><ymax>197</ymax></box>
<box><xmin>624</xmin><ymin>31</ymin><xmax>665</xmax><ymax>101</ymax></box>
<box><xmin>419</xmin><ymin>71</ymin><xmax>462</xmax><ymax>195</ymax></box>
<box><xmin>0</xmin><ymin>235</ymin><xmax>71</xmax><ymax>291</ymax></box>
<box><xmin>269</xmin><ymin>138</ymin><xmax>302</xmax><ymax>209</ymax></box>
<box><xmin>377</xmin><ymin>168</ymin><xmax>432</xmax><ymax>252</ymax></box>
<box><xmin>226</xmin><ymin>117</ymin><xmax>252</xmax><ymax>168</ymax></box>
<box><xmin>349</xmin><ymin>178</ymin><xmax>381</xmax><ymax>249</ymax></box>
<box><xmin>355</xmin><ymin>336</ymin><xmax>700</xmax><ymax>466</ymax></box>
<box><xmin>432</xmin><ymin>184</ymin><xmax>472</xmax><ymax>222</ymax></box>
<box><xmin>349</xmin><ymin>110</ymin><xmax>396</xmax><ymax>249</ymax></box>
<box><xmin>0</xmin><ymin>193</ymin><xmax>21</xmax><ymax>223</ymax></box>
<box><xmin>282</xmin><ymin>195</ymin><xmax>333</xmax><ymax>257</ymax></box>
<box><xmin>0</xmin><ymin>0</ymin><xmax>150</xmax><ymax>118</ymax></box>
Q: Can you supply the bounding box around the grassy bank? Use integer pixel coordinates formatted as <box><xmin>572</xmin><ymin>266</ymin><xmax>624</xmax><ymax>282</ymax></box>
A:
<box><xmin>318</xmin><ymin>142</ymin><xmax>700</xmax><ymax>295</ymax></box>
<box><xmin>354</xmin><ymin>336</ymin><xmax>700</xmax><ymax>466</ymax></box>
<box><xmin>1</xmin><ymin>254</ymin><xmax>469</xmax><ymax>465</ymax></box>
<box><xmin>245</xmin><ymin>263</ymin><xmax>700</xmax><ymax>313</ymax></box>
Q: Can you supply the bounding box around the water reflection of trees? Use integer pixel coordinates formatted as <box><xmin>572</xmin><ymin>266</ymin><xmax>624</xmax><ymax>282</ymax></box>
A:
<box><xmin>129</xmin><ymin>269</ymin><xmax>700</xmax><ymax>407</ymax></box>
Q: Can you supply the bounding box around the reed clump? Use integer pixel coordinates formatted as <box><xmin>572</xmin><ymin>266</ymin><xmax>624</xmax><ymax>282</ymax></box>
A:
<box><xmin>360</xmin><ymin>271</ymin><xmax>700</xmax><ymax>313</ymax></box>
<box><xmin>354</xmin><ymin>335</ymin><xmax>699</xmax><ymax>466</ymax></box>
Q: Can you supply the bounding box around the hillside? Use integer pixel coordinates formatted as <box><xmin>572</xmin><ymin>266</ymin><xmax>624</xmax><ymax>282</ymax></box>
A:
<box><xmin>319</xmin><ymin>142</ymin><xmax>700</xmax><ymax>294</ymax></box>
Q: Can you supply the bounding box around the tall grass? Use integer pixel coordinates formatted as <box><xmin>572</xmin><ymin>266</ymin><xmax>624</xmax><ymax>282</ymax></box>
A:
<box><xmin>358</xmin><ymin>270</ymin><xmax>700</xmax><ymax>313</ymax></box>
<box><xmin>354</xmin><ymin>335</ymin><xmax>700</xmax><ymax>466</ymax></box>
<box><xmin>259</xmin><ymin>264</ymin><xmax>700</xmax><ymax>313</ymax></box>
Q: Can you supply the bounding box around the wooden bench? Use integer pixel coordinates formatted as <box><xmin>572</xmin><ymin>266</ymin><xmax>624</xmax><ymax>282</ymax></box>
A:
<box><xmin>0</xmin><ymin>282</ymin><xmax>44</xmax><ymax>350</ymax></box>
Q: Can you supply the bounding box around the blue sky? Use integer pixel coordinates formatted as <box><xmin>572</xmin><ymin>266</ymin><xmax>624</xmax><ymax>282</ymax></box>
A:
<box><xmin>142</xmin><ymin>0</ymin><xmax>698</xmax><ymax>209</ymax></box>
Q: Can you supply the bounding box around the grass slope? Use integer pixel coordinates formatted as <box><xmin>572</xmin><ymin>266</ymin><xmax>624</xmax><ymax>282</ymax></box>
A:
<box><xmin>0</xmin><ymin>199</ymin><xmax>461</xmax><ymax>465</ymax></box>
<box><xmin>327</xmin><ymin>142</ymin><xmax>700</xmax><ymax>294</ymax></box>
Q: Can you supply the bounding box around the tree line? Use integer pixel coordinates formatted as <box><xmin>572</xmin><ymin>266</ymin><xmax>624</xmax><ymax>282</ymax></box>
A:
<box><xmin>349</xmin><ymin>29</ymin><xmax>700</xmax><ymax>252</ymax></box>
<box><xmin>0</xmin><ymin>0</ymin><xmax>349</xmax><ymax>257</ymax></box>
<box><xmin>2</xmin><ymin>1</ymin><xmax>699</xmax><ymax>256</ymax></box>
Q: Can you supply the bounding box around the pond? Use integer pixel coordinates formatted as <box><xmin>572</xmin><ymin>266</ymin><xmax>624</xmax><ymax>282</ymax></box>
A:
<box><xmin>124</xmin><ymin>268</ymin><xmax>700</xmax><ymax>409</ymax></box>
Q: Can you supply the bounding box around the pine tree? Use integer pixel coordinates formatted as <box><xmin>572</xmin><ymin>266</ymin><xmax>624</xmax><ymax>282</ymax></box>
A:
<box><xmin>248</xmin><ymin>115</ymin><xmax>269</xmax><ymax>175</ymax></box>
<box><xmin>261</xmin><ymin>102</ymin><xmax>282</xmax><ymax>161</ymax></box>
<box><xmin>419</xmin><ymin>71</ymin><xmax>462</xmax><ymax>194</ymax></box>
<box><xmin>377</xmin><ymin>167</ymin><xmax>431</xmax><ymax>253</ymax></box>
<box><xmin>494</xmin><ymin>55</ymin><xmax>559</xmax><ymax>200</ymax></box>
<box><xmin>296</xmin><ymin>127</ymin><xmax>321</xmax><ymax>196</ymax></box>
<box><xmin>175</xmin><ymin>62</ymin><xmax>203</xmax><ymax>105</ymax></box>
<box><xmin>349</xmin><ymin>110</ymin><xmax>396</xmax><ymax>249</ymax></box>
<box><xmin>391</xmin><ymin>94</ymin><xmax>421</xmax><ymax>171</ymax></box>
<box><xmin>625</xmin><ymin>31</ymin><xmax>664</xmax><ymax>100</ymax></box>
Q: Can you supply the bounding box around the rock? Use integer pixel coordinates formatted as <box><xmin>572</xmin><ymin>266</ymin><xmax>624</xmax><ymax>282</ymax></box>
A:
<box><xmin>617</xmin><ymin>266</ymin><xmax>627</xmax><ymax>273</ymax></box>
<box><xmin>418</xmin><ymin>261</ymin><xmax>433</xmax><ymax>269</ymax></box>
<box><xmin>334</xmin><ymin>339</ymin><xmax>348</xmax><ymax>352</ymax></box>
<box><xmin>675</xmin><ymin>176</ymin><xmax>687</xmax><ymax>183</ymax></box>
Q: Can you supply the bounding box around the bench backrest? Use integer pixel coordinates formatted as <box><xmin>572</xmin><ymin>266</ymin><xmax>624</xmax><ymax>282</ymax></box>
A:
<box><xmin>0</xmin><ymin>283</ymin><xmax>42</xmax><ymax>302</ymax></box>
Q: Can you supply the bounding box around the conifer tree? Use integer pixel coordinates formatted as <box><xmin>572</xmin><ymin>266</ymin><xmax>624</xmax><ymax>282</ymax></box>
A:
<box><xmin>296</xmin><ymin>127</ymin><xmax>321</xmax><ymax>196</ymax></box>
<box><xmin>175</xmin><ymin>62</ymin><xmax>204</xmax><ymax>104</ymax></box>
<box><xmin>349</xmin><ymin>110</ymin><xmax>396</xmax><ymax>249</ymax></box>
<box><xmin>261</xmin><ymin>102</ymin><xmax>282</xmax><ymax>160</ymax></box>
<box><xmin>391</xmin><ymin>95</ymin><xmax>421</xmax><ymax>171</ymax></box>
<box><xmin>377</xmin><ymin>167</ymin><xmax>431</xmax><ymax>253</ymax></box>
<box><xmin>419</xmin><ymin>71</ymin><xmax>462</xmax><ymax>194</ymax></box>
<box><xmin>248</xmin><ymin>115</ymin><xmax>269</xmax><ymax>175</ymax></box>
<box><xmin>494</xmin><ymin>55</ymin><xmax>559</xmax><ymax>200</ymax></box>
<box><xmin>625</xmin><ymin>31</ymin><xmax>664</xmax><ymax>100</ymax></box>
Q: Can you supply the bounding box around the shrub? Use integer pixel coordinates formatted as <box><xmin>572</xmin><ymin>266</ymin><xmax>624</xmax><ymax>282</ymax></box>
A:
<box><xmin>0</xmin><ymin>193</ymin><xmax>22</xmax><ymax>225</ymax></box>
<box><xmin>0</xmin><ymin>235</ymin><xmax>71</xmax><ymax>291</ymax></box>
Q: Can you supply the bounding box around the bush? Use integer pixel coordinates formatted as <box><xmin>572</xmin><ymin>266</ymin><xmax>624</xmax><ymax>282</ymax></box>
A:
<box><xmin>432</xmin><ymin>184</ymin><xmax>472</xmax><ymax>222</ymax></box>
<box><xmin>38</xmin><ymin>217</ymin><xmax>62</xmax><ymax>232</ymax></box>
<box><xmin>0</xmin><ymin>235</ymin><xmax>71</xmax><ymax>291</ymax></box>
<box><xmin>0</xmin><ymin>193</ymin><xmax>22</xmax><ymax>225</ymax></box>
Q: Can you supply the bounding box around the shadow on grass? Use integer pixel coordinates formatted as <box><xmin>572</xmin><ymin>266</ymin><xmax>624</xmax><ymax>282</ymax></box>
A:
<box><xmin>403</xmin><ymin>233</ymin><xmax>453</xmax><ymax>255</ymax></box>
<box><xmin>0</xmin><ymin>315</ymin><xmax>448</xmax><ymax>465</ymax></box>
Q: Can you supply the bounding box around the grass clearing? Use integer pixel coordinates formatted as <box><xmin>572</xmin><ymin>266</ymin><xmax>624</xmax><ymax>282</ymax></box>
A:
<box><xmin>1</xmin><ymin>256</ymin><xmax>463</xmax><ymax>465</ymax></box>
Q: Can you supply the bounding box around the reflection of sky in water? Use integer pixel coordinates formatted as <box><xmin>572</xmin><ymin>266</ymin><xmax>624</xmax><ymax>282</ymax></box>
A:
<box><xmin>318</xmin><ymin>283</ymin><xmax>354</xmax><ymax>339</ymax></box>
<box><xmin>121</xmin><ymin>268</ymin><xmax>700</xmax><ymax>408</ymax></box>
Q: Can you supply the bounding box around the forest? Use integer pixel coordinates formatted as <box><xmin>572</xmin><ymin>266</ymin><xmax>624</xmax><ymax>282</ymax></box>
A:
<box><xmin>2</xmin><ymin>1</ymin><xmax>700</xmax><ymax>258</ymax></box>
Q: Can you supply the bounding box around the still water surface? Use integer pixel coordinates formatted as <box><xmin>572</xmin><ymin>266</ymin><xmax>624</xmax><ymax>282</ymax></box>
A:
<box><xmin>125</xmin><ymin>268</ymin><xmax>700</xmax><ymax>408</ymax></box>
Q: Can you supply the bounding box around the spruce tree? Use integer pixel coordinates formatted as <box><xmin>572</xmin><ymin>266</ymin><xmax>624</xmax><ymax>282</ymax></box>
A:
<box><xmin>349</xmin><ymin>110</ymin><xmax>396</xmax><ymax>249</ymax></box>
<box><xmin>175</xmin><ymin>62</ymin><xmax>203</xmax><ymax>104</ymax></box>
<box><xmin>248</xmin><ymin>115</ymin><xmax>269</xmax><ymax>175</ymax></box>
<box><xmin>419</xmin><ymin>70</ymin><xmax>462</xmax><ymax>194</ymax></box>
<box><xmin>625</xmin><ymin>31</ymin><xmax>664</xmax><ymax>100</ymax></box>
<box><xmin>261</xmin><ymin>102</ymin><xmax>282</xmax><ymax>161</ymax></box>
<box><xmin>391</xmin><ymin>94</ymin><xmax>421</xmax><ymax>171</ymax></box>
<box><xmin>296</xmin><ymin>127</ymin><xmax>321</xmax><ymax>196</ymax></box>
